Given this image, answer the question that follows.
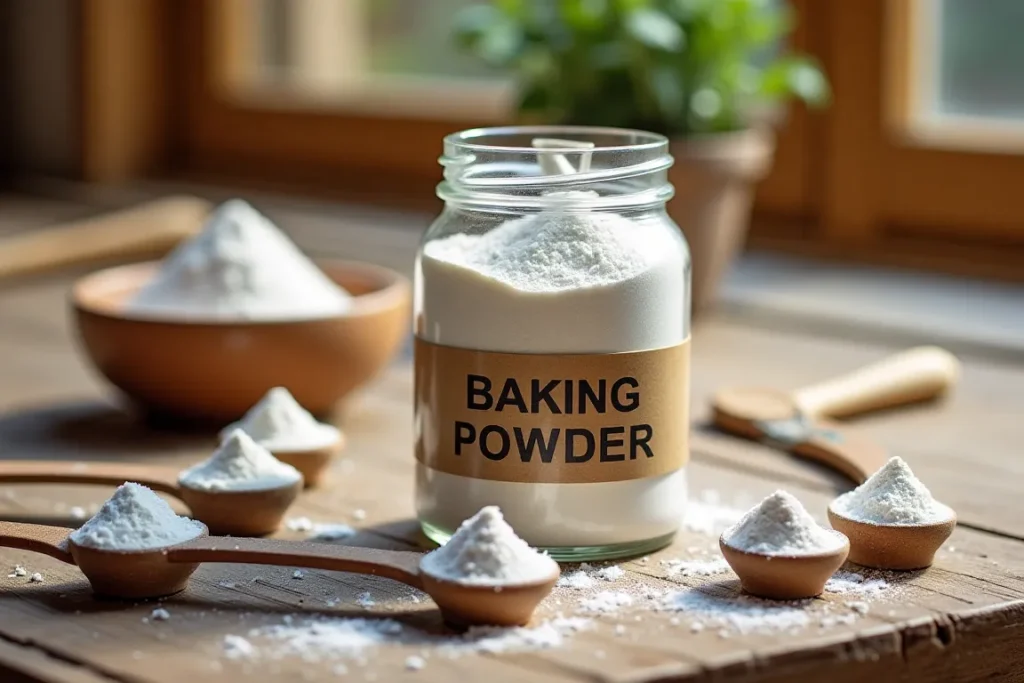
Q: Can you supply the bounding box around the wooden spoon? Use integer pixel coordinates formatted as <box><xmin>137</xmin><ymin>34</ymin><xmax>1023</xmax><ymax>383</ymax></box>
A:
<box><xmin>0</xmin><ymin>461</ymin><xmax>300</xmax><ymax>536</ymax></box>
<box><xmin>0</xmin><ymin>523</ymin><xmax>559</xmax><ymax>627</ymax></box>
<box><xmin>0</xmin><ymin>196</ymin><xmax>212</xmax><ymax>281</ymax></box>
<box><xmin>719</xmin><ymin>532</ymin><xmax>850</xmax><ymax>600</ymax></box>
<box><xmin>712</xmin><ymin>346</ymin><xmax>960</xmax><ymax>483</ymax></box>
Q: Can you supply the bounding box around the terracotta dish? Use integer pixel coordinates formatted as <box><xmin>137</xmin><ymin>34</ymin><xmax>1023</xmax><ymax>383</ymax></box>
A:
<box><xmin>719</xmin><ymin>533</ymin><xmax>850</xmax><ymax>600</ymax></box>
<box><xmin>827</xmin><ymin>507</ymin><xmax>956</xmax><ymax>570</ymax></box>
<box><xmin>72</xmin><ymin>260</ymin><xmax>410</xmax><ymax>421</ymax></box>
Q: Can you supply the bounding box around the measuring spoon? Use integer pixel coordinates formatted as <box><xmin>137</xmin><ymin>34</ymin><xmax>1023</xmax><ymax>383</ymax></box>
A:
<box><xmin>0</xmin><ymin>461</ymin><xmax>300</xmax><ymax>536</ymax></box>
<box><xmin>0</xmin><ymin>522</ymin><xmax>559</xmax><ymax>627</ymax></box>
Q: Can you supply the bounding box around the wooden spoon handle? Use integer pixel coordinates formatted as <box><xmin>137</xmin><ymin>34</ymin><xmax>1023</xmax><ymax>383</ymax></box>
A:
<box><xmin>791</xmin><ymin>346</ymin><xmax>960</xmax><ymax>419</ymax></box>
<box><xmin>166</xmin><ymin>536</ymin><xmax>424</xmax><ymax>589</ymax></box>
<box><xmin>0</xmin><ymin>461</ymin><xmax>182</xmax><ymax>498</ymax></box>
<box><xmin>0</xmin><ymin>195</ymin><xmax>212</xmax><ymax>281</ymax></box>
<box><xmin>0</xmin><ymin>522</ymin><xmax>76</xmax><ymax>564</ymax></box>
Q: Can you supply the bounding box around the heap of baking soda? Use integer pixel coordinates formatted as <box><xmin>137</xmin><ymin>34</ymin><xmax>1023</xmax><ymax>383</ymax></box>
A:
<box><xmin>831</xmin><ymin>456</ymin><xmax>953</xmax><ymax>525</ymax></box>
<box><xmin>223</xmin><ymin>387</ymin><xmax>341</xmax><ymax>451</ymax></box>
<box><xmin>70</xmin><ymin>483</ymin><xmax>204</xmax><ymax>550</ymax></box>
<box><xmin>723</xmin><ymin>491</ymin><xmax>845</xmax><ymax>555</ymax></box>
<box><xmin>128</xmin><ymin>199</ymin><xmax>351</xmax><ymax>321</ymax></box>
<box><xmin>420</xmin><ymin>506</ymin><xmax>558</xmax><ymax>586</ymax></box>
<box><xmin>179</xmin><ymin>430</ymin><xmax>302</xmax><ymax>491</ymax></box>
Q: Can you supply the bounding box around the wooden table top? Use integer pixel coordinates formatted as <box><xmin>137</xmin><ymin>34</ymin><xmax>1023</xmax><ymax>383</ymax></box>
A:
<box><xmin>1</xmin><ymin>206</ymin><xmax>1023</xmax><ymax>682</ymax></box>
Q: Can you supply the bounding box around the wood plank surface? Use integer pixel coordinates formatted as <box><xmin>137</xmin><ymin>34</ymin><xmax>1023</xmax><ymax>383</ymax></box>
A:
<box><xmin>1</xmin><ymin>200</ymin><xmax>1023</xmax><ymax>682</ymax></box>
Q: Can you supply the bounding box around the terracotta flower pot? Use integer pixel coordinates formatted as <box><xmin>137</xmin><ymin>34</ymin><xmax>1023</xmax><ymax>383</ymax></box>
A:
<box><xmin>668</xmin><ymin>127</ymin><xmax>775</xmax><ymax>315</ymax></box>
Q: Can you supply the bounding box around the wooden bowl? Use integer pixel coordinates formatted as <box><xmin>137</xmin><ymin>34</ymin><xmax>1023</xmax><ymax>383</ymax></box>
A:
<box><xmin>419</xmin><ymin>572</ymin><xmax>560</xmax><ymax>628</ymax></box>
<box><xmin>827</xmin><ymin>507</ymin><xmax>956</xmax><ymax>570</ymax></box>
<box><xmin>177</xmin><ymin>479</ymin><xmax>303</xmax><ymax>536</ymax></box>
<box><xmin>71</xmin><ymin>260</ymin><xmax>410</xmax><ymax>421</ymax></box>
<box><xmin>269</xmin><ymin>437</ymin><xmax>344</xmax><ymax>488</ymax></box>
<box><xmin>719</xmin><ymin>533</ymin><xmax>850</xmax><ymax>600</ymax></box>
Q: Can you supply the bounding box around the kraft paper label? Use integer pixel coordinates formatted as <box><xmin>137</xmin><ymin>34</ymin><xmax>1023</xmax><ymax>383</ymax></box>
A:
<box><xmin>414</xmin><ymin>338</ymin><xmax>690</xmax><ymax>484</ymax></box>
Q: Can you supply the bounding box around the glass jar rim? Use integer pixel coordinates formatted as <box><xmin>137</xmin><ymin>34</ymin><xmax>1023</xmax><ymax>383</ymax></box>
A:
<box><xmin>445</xmin><ymin>125</ymin><xmax>669</xmax><ymax>154</ymax></box>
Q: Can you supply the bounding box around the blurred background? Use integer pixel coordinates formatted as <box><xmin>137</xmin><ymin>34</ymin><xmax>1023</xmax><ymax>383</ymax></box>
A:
<box><xmin>1</xmin><ymin>0</ymin><xmax>1022</xmax><ymax>342</ymax></box>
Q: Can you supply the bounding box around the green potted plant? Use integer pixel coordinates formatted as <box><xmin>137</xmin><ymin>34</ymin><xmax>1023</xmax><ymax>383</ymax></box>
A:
<box><xmin>454</xmin><ymin>0</ymin><xmax>829</xmax><ymax>312</ymax></box>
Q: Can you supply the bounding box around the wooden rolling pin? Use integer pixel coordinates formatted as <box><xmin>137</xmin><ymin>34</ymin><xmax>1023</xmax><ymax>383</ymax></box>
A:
<box><xmin>0</xmin><ymin>195</ymin><xmax>213</xmax><ymax>281</ymax></box>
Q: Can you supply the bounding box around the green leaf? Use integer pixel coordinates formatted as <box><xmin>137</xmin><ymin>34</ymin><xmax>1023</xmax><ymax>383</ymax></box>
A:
<box><xmin>649</xmin><ymin>64</ymin><xmax>685</xmax><ymax>120</ymax></box>
<box><xmin>476</xmin><ymin>21</ymin><xmax>525</xmax><ymax>66</ymax></box>
<box><xmin>761</xmin><ymin>57</ymin><xmax>830</xmax><ymax>105</ymax></box>
<box><xmin>627</xmin><ymin>8</ymin><xmax>685</xmax><ymax>51</ymax></box>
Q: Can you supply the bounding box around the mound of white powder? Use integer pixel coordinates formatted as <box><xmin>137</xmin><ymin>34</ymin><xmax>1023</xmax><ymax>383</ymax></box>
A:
<box><xmin>222</xmin><ymin>387</ymin><xmax>341</xmax><ymax>451</ymax></box>
<box><xmin>419</xmin><ymin>506</ymin><xmax>558</xmax><ymax>586</ymax></box>
<box><xmin>831</xmin><ymin>457</ymin><xmax>953</xmax><ymax>525</ymax></box>
<box><xmin>70</xmin><ymin>483</ymin><xmax>204</xmax><ymax>550</ymax></box>
<box><xmin>179</xmin><ymin>430</ymin><xmax>302</xmax><ymax>491</ymax></box>
<box><xmin>424</xmin><ymin>208</ymin><xmax>670</xmax><ymax>294</ymax></box>
<box><xmin>723</xmin><ymin>491</ymin><xmax>846</xmax><ymax>556</ymax></box>
<box><xmin>127</xmin><ymin>199</ymin><xmax>351</xmax><ymax>321</ymax></box>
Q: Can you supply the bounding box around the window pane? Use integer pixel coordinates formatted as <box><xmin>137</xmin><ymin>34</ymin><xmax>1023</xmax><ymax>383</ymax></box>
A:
<box><xmin>937</xmin><ymin>0</ymin><xmax>1024</xmax><ymax>119</ymax></box>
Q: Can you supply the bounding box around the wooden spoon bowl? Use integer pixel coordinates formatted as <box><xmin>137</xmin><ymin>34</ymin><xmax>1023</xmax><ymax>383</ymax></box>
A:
<box><xmin>72</xmin><ymin>260</ymin><xmax>411</xmax><ymax>421</ymax></box>
<box><xmin>177</xmin><ymin>479</ymin><xmax>303</xmax><ymax>536</ymax></box>
<box><xmin>66</xmin><ymin>524</ymin><xmax>209</xmax><ymax>600</ymax></box>
<box><xmin>719</xmin><ymin>533</ymin><xmax>850</xmax><ymax>600</ymax></box>
<box><xmin>419</xmin><ymin>571</ymin><xmax>561</xmax><ymax>628</ymax></box>
<box><xmin>827</xmin><ymin>507</ymin><xmax>956</xmax><ymax>570</ymax></box>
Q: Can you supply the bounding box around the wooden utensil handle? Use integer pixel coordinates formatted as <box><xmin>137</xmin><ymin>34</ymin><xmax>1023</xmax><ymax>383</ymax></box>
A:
<box><xmin>0</xmin><ymin>196</ymin><xmax>212</xmax><ymax>281</ymax></box>
<box><xmin>791</xmin><ymin>346</ymin><xmax>960</xmax><ymax>419</ymax></box>
<box><xmin>0</xmin><ymin>461</ymin><xmax>182</xmax><ymax>498</ymax></box>
<box><xmin>166</xmin><ymin>536</ymin><xmax>425</xmax><ymax>589</ymax></box>
<box><xmin>0</xmin><ymin>522</ymin><xmax>76</xmax><ymax>564</ymax></box>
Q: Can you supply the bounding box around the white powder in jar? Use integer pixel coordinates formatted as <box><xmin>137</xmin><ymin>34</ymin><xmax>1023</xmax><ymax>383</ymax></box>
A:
<box><xmin>127</xmin><ymin>199</ymin><xmax>351</xmax><ymax>321</ymax></box>
<box><xmin>70</xmin><ymin>483</ymin><xmax>204</xmax><ymax>550</ymax></box>
<box><xmin>221</xmin><ymin>387</ymin><xmax>341</xmax><ymax>451</ymax></box>
<box><xmin>179</xmin><ymin>430</ymin><xmax>302</xmax><ymax>491</ymax></box>
<box><xmin>831</xmin><ymin>457</ymin><xmax>953</xmax><ymax>525</ymax></box>
<box><xmin>723</xmin><ymin>491</ymin><xmax>846</xmax><ymax>556</ymax></box>
<box><xmin>419</xmin><ymin>506</ymin><xmax>558</xmax><ymax>586</ymax></box>
<box><xmin>417</xmin><ymin>201</ymin><xmax>688</xmax><ymax>549</ymax></box>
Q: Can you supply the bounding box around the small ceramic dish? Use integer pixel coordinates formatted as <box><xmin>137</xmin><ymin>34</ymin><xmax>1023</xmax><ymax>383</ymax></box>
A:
<box><xmin>827</xmin><ymin>506</ymin><xmax>956</xmax><ymax>570</ymax></box>
<box><xmin>72</xmin><ymin>260</ymin><xmax>410</xmax><ymax>421</ymax></box>
<box><xmin>719</xmin><ymin>532</ymin><xmax>850</xmax><ymax>600</ymax></box>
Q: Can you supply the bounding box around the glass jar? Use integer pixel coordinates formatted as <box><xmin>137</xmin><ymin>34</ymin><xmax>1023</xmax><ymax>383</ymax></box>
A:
<box><xmin>414</xmin><ymin>126</ymin><xmax>691</xmax><ymax>561</ymax></box>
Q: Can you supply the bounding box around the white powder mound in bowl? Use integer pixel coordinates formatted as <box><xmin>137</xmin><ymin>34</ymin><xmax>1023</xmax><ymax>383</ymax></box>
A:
<box><xmin>723</xmin><ymin>491</ymin><xmax>846</xmax><ymax>556</ymax></box>
<box><xmin>127</xmin><ymin>199</ymin><xmax>352</xmax><ymax>322</ymax></box>
<box><xmin>179</xmin><ymin>429</ymin><xmax>303</xmax><ymax>492</ymax></box>
<box><xmin>419</xmin><ymin>506</ymin><xmax>559</xmax><ymax>586</ymax></box>
<box><xmin>221</xmin><ymin>387</ymin><xmax>341</xmax><ymax>451</ymax></box>
<box><xmin>831</xmin><ymin>457</ymin><xmax>954</xmax><ymax>525</ymax></box>
<box><xmin>69</xmin><ymin>482</ymin><xmax>204</xmax><ymax>551</ymax></box>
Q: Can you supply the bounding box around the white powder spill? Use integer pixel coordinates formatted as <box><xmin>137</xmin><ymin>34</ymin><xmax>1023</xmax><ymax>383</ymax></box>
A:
<box><xmin>223</xmin><ymin>616</ymin><xmax>592</xmax><ymax>664</ymax></box>
<box><xmin>682</xmin><ymin>490</ymin><xmax>748</xmax><ymax>536</ymax></box>
<box><xmin>285</xmin><ymin>517</ymin><xmax>314</xmax><ymax>532</ymax></box>
<box><xmin>284</xmin><ymin>517</ymin><xmax>357</xmax><ymax>541</ymax></box>
<box><xmin>661</xmin><ymin>589</ymin><xmax>811</xmax><ymax>634</ymax></box>
<box><xmin>292</xmin><ymin>571</ymin><xmax>304</xmax><ymax>580</ymax></box>
<box><xmin>128</xmin><ymin>199</ymin><xmax>351</xmax><ymax>321</ymax></box>
<box><xmin>28</xmin><ymin>572</ymin><xmax>43</xmax><ymax>583</ymax></box>
<box><xmin>595</xmin><ymin>565</ymin><xmax>625</xmax><ymax>582</ymax></box>
<box><xmin>70</xmin><ymin>506</ymin><xmax>87</xmax><ymax>519</ymax></box>
<box><xmin>556</xmin><ymin>563</ymin><xmax>625</xmax><ymax>589</ymax></box>
<box><xmin>419</xmin><ymin>506</ymin><xmax>558</xmax><ymax>586</ymax></box>
<box><xmin>723</xmin><ymin>491</ymin><xmax>846</xmax><ymax>555</ymax></box>
<box><xmin>150</xmin><ymin>608</ymin><xmax>170</xmax><ymax>621</ymax></box>
<box><xmin>221</xmin><ymin>387</ymin><xmax>341</xmax><ymax>451</ymax></box>
<box><xmin>178</xmin><ymin>430</ymin><xmax>302</xmax><ymax>492</ymax></box>
<box><xmin>405</xmin><ymin>655</ymin><xmax>426</xmax><ymax>671</ymax></box>
<box><xmin>831</xmin><ymin>457</ymin><xmax>954</xmax><ymax>525</ymax></box>
<box><xmin>825</xmin><ymin>571</ymin><xmax>891</xmax><ymax>598</ymax></box>
<box><xmin>556</xmin><ymin>570</ymin><xmax>596</xmax><ymax>590</ymax></box>
<box><xmin>70</xmin><ymin>483</ymin><xmax>204</xmax><ymax>551</ymax></box>
<box><xmin>661</xmin><ymin>557</ymin><xmax>732</xmax><ymax>578</ymax></box>
<box><xmin>357</xmin><ymin>592</ymin><xmax>375</xmax><ymax>608</ymax></box>
<box><xmin>580</xmin><ymin>591</ymin><xmax>635</xmax><ymax>613</ymax></box>
<box><xmin>8</xmin><ymin>566</ymin><xmax>26</xmax><ymax>578</ymax></box>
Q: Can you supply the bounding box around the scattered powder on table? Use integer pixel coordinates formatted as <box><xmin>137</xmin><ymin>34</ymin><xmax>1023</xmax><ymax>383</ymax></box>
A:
<box><xmin>405</xmin><ymin>655</ymin><xmax>426</xmax><ymax>671</ymax></box>
<box><xmin>723</xmin><ymin>490</ymin><xmax>846</xmax><ymax>555</ymax></box>
<box><xmin>580</xmin><ymin>591</ymin><xmax>635</xmax><ymax>613</ymax></box>
<box><xmin>28</xmin><ymin>572</ymin><xmax>44</xmax><ymax>583</ymax></box>
<box><xmin>70</xmin><ymin>506</ymin><xmax>87</xmax><ymax>520</ymax></box>
<box><xmin>660</xmin><ymin>589</ymin><xmax>811</xmax><ymax>634</ymax></box>
<box><xmin>595</xmin><ymin>565</ymin><xmax>625</xmax><ymax>582</ymax></box>
<box><xmin>127</xmin><ymin>199</ymin><xmax>351</xmax><ymax>321</ymax></box>
<box><xmin>419</xmin><ymin>506</ymin><xmax>558</xmax><ymax>586</ymax></box>
<box><xmin>357</xmin><ymin>592</ymin><xmax>375</xmax><ymax>608</ymax></box>
<box><xmin>284</xmin><ymin>517</ymin><xmax>356</xmax><ymax>541</ymax></box>
<box><xmin>8</xmin><ymin>566</ymin><xmax>27</xmax><ymax>578</ymax></box>
<box><xmin>178</xmin><ymin>430</ymin><xmax>302</xmax><ymax>492</ymax></box>
<box><xmin>70</xmin><ymin>483</ymin><xmax>204</xmax><ymax>551</ymax></box>
<box><xmin>682</xmin><ymin>490</ymin><xmax>748</xmax><ymax>536</ymax></box>
<box><xmin>824</xmin><ymin>571</ymin><xmax>891</xmax><ymax>598</ymax></box>
<box><xmin>150</xmin><ymin>608</ymin><xmax>170</xmax><ymax>621</ymax></box>
<box><xmin>661</xmin><ymin>557</ymin><xmax>732</xmax><ymax>578</ymax></box>
<box><xmin>222</xmin><ymin>387</ymin><xmax>341</xmax><ymax>451</ymax></box>
<box><xmin>223</xmin><ymin>635</ymin><xmax>257</xmax><ymax>660</ymax></box>
<box><xmin>831</xmin><ymin>457</ymin><xmax>954</xmax><ymax>525</ymax></box>
<box><xmin>557</xmin><ymin>570</ymin><xmax>596</xmax><ymax>590</ymax></box>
